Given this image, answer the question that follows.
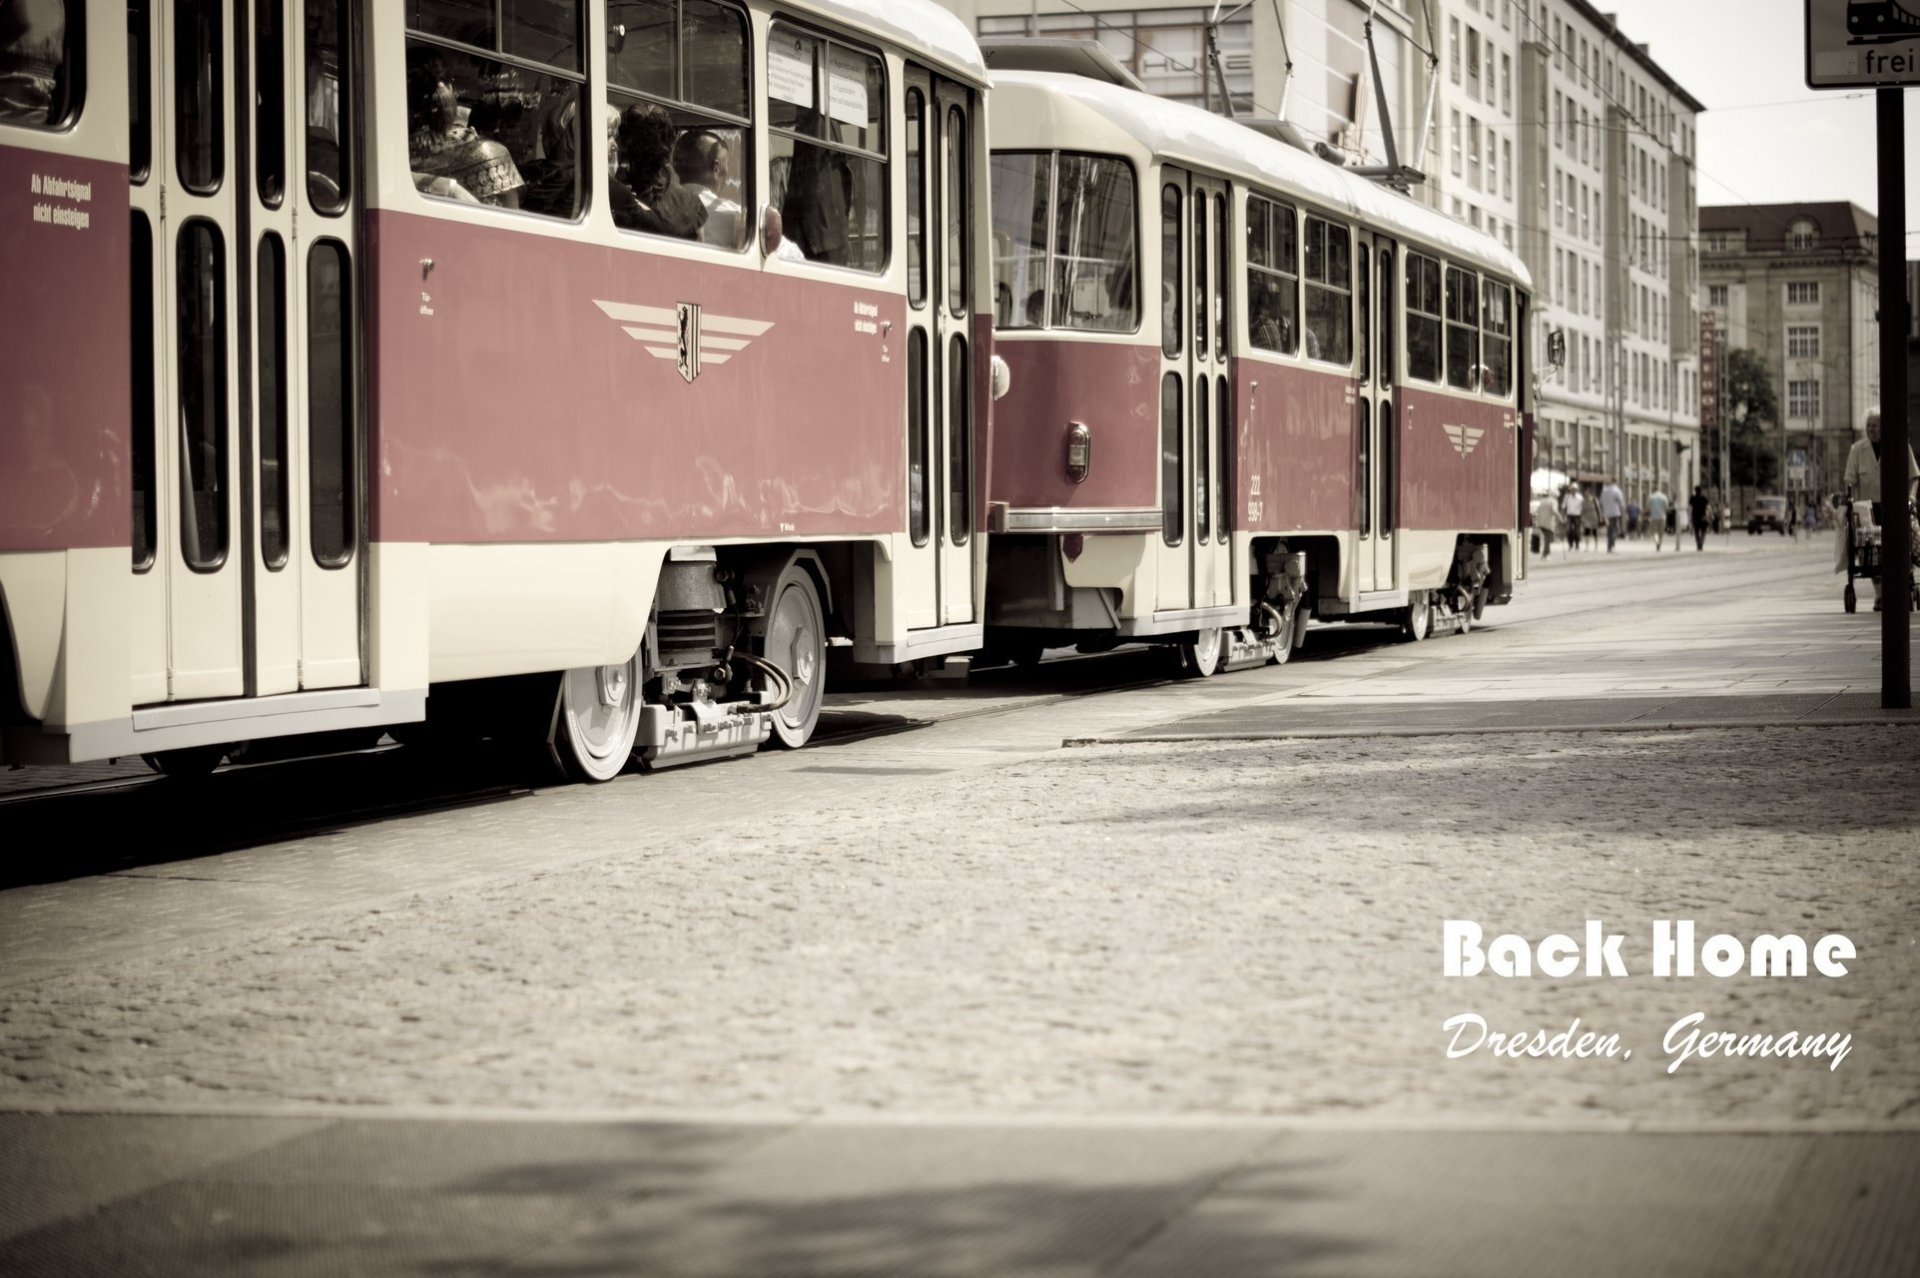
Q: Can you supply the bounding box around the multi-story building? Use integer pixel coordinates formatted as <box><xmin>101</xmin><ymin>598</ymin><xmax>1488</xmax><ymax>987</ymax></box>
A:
<box><xmin>941</xmin><ymin>0</ymin><xmax>1705</xmax><ymax>500</ymax></box>
<box><xmin>1700</xmin><ymin>202</ymin><xmax>1883</xmax><ymax>501</ymax></box>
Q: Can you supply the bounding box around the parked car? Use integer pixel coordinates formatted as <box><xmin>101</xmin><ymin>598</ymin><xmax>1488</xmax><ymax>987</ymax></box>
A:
<box><xmin>1748</xmin><ymin>496</ymin><xmax>1789</xmax><ymax>534</ymax></box>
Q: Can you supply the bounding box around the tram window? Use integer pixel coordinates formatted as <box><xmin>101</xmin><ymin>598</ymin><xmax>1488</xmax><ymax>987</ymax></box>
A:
<box><xmin>131</xmin><ymin>210</ymin><xmax>155</xmax><ymax>572</ymax></box>
<box><xmin>130</xmin><ymin>2</ymin><xmax>151</xmax><ymax>180</ymax></box>
<box><xmin>405</xmin><ymin>2</ymin><xmax>587</xmax><ymax>220</ymax></box>
<box><xmin>1378</xmin><ymin>246</ymin><xmax>1395</xmax><ymax>386</ymax></box>
<box><xmin>1246</xmin><ymin>194</ymin><xmax>1298</xmax><ymax>356</ymax></box>
<box><xmin>1446</xmin><ymin>265</ymin><xmax>1481</xmax><ymax>391</ymax></box>
<box><xmin>1357</xmin><ymin>400</ymin><xmax>1371</xmax><ymax>537</ymax></box>
<box><xmin>1303</xmin><ymin>216</ymin><xmax>1352</xmax><ymax>366</ymax></box>
<box><xmin>908</xmin><ymin>329</ymin><xmax>929</xmax><ymax>546</ymax></box>
<box><xmin>948</xmin><ymin>336</ymin><xmax>971</xmax><ymax>545</ymax></box>
<box><xmin>946</xmin><ymin>105</ymin><xmax>967</xmax><ymax>315</ymax></box>
<box><xmin>608</xmin><ymin>0</ymin><xmax>750</xmax><ymax>246</ymax></box>
<box><xmin>306</xmin><ymin>0</ymin><xmax>350</xmax><ymax>214</ymax></box>
<box><xmin>1194</xmin><ymin>377</ymin><xmax>1210</xmax><ymax>542</ymax></box>
<box><xmin>906</xmin><ymin>87</ymin><xmax>926</xmax><ymax>307</ymax></box>
<box><xmin>252</xmin><ymin>3</ymin><xmax>283</xmax><ymax>206</ymax></box>
<box><xmin>1356</xmin><ymin>244</ymin><xmax>1369</xmax><ymax>384</ymax></box>
<box><xmin>1380</xmin><ymin>400</ymin><xmax>1396</xmax><ymax>534</ymax></box>
<box><xmin>177</xmin><ymin>219</ymin><xmax>229</xmax><ymax>572</ymax></box>
<box><xmin>0</xmin><ymin>0</ymin><xmax>83</xmax><ymax>129</ymax></box>
<box><xmin>1405</xmin><ymin>252</ymin><xmax>1443</xmax><ymax>383</ymax></box>
<box><xmin>989</xmin><ymin>152</ymin><xmax>1048</xmax><ymax>327</ymax></box>
<box><xmin>1052</xmin><ymin>155</ymin><xmax>1135</xmax><ymax>332</ymax></box>
<box><xmin>308</xmin><ymin>240</ymin><xmax>355</xmax><ymax>569</ymax></box>
<box><xmin>1192</xmin><ymin>189</ymin><xmax>1207</xmax><ymax>360</ymax></box>
<box><xmin>1212</xmin><ymin>193</ymin><xmax>1227</xmax><ymax>355</ymax></box>
<box><xmin>1215</xmin><ymin>375</ymin><xmax>1230</xmax><ymax>543</ymax></box>
<box><xmin>768</xmin><ymin>27</ymin><xmax>886</xmax><ymax>271</ymax></box>
<box><xmin>1160</xmin><ymin>372</ymin><xmax>1182</xmax><ymax>545</ymax></box>
<box><xmin>1481</xmin><ymin>278</ymin><xmax>1514</xmax><ymax>397</ymax></box>
<box><xmin>258</xmin><ymin>234</ymin><xmax>289</xmax><ymax>570</ymax></box>
<box><xmin>176</xmin><ymin>0</ymin><xmax>223</xmax><ymax>194</ymax></box>
<box><xmin>1160</xmin><ymin>186</ymin><xmax>1181</xmax><ymax>358</ymax></box>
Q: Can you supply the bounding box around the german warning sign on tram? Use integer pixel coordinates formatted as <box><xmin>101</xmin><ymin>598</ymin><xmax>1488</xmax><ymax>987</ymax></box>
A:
<box><xmin>1807</xmin><ymin>0</ymin><xmax>1920</xmax><ymax>87</ymax></box>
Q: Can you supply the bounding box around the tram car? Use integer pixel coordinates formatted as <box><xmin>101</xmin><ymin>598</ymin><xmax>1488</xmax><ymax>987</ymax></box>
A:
<box><xmin>1848</xmin><ymin>0</ymin><xmax>1920</xmax><ymax>44</ymax></box>
<box><xmin>0</xmin><ymin>0</ymin><xmax>997</xmax><ymax>779</ymax></box>
<box><xmin>980</xmin><ymin>56</ymin><xmax>1532</xmax><ymax>674</ymax></box>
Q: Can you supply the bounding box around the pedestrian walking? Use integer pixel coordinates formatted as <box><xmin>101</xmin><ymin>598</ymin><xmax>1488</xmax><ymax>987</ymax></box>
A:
<box><xmin>1689</xmin><ymin>486</ymin><xmax>1710</xmax><ymax>552</ymax></box>
<box><xmin>1841</xmin><ymin>408</ymin><xmax>1920</xmax><ymax>610</ymax></box>
<box><xmin>1561</xmin><ymin>484</ymin><xmax>1585</xmax><ymax>551</ymax></box>
<box><xmin>1646</xmin><ymin>487</ymin><xmax>1670</xmax><ymax>551</ymax></box>
<box><xmin>1582</xmin><ymin>492</ymin><xmax>1601</xmax><ymax>548</ymax></box>
<box><xmin>1532</xmin><ymin>493</ymin><xmax>1560</xmax><ymax>558</ymax></box>
<box><xmin>1600</xmin><ymin>478</ymin><xmax>1626</xmax><ymax>552</ymax></box>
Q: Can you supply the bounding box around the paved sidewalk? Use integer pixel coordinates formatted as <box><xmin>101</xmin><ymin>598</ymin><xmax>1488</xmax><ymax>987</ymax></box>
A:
<box><xmin>3</xmin><ymin>1111</ymin><xmax>1916</xmax><ymax>1277</ymax></box>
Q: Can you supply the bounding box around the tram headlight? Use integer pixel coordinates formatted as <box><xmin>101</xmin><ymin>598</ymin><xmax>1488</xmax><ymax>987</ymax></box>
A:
<box><xmin>1065</xmin><ymin>421</ymin><xmax>1092</xmax><ymax>485</ymax></box>
<box><xmin>990</xmin><ymin>354</ymin><xmax>1012</xmax><ymax>402</ymax></box>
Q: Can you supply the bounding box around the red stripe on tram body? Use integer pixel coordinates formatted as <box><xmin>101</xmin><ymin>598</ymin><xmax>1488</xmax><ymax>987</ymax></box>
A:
<box><xmin>364</xmin><ymin>210</ymin><xmax>907</xmax><ymax>545</ymax></box>
<box><xmin>1398</xmin><ymin>384</ymin><xmax>1520</xmax><ymax>531</ymax></box>
<box><xmin>987</xmin><ymin>339</ymin><xmax>1162</xmax><ymax>511</ymax></box>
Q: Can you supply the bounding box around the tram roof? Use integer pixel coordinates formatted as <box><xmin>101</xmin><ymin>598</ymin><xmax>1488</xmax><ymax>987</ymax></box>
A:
<box><xmin>992</xmin><ymin>71</ymin><xmax>1532</xmax><ymax>290</ymax></box>
<box><xmin>787</xmin><ymin>0</ymin><xmax>988</xmax><ymax>86</ymax></box>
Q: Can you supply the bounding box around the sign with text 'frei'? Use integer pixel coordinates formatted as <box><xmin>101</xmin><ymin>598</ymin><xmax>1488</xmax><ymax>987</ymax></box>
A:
<box><xmin>1806</xmin><ymin>0</ymin><xmax>1920</xmax><ymax>87</ymax></box>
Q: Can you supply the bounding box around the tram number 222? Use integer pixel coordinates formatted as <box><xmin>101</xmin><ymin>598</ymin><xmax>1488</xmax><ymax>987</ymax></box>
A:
<box><xmin>1246</xmin><ymin>476</ymin><xmax>1262</xmax><ymax>526</ymax></box>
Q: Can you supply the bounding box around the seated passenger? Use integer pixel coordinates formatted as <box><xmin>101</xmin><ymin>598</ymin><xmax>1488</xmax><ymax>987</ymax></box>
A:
<box><xmin>611</xmin><ymin>102</ymin><xmax>707</xmax><ymax>239</ymax></box>
<box><xmin>518</xmin><ymin>97</ymin><xmax>581</xmax><ymax>219</ymax></box>
<box><xmin>1025</xmin><ymin>290</ymin><xmax>1046</xmax><ymax>327</ymax></box>
<box><xmin>672</xmin><ymin>129</ymin><xmax>743</xmax><ymax>249</ymax></box>
<box><xmin>407</xmin><ymin>50</ymin><xmax>523</xmax><ymax>208</ymax></box>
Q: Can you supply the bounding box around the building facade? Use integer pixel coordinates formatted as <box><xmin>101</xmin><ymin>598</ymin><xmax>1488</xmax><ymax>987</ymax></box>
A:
<box><xmin>939</xmin><ymin>0</ymin><xmax>1706</xmax><ymax>502</ymax></box>
<box><xmin>1699</xmin><ymin>203</ymin><xmax>1883</xmax><ymax>502</ymax></box>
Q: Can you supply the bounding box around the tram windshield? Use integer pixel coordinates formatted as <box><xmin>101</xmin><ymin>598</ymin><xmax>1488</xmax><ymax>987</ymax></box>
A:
<box><xmin>990</xmin><ymin>151</ymin><xmax>1136</xmax><ymax>332</ymax></box>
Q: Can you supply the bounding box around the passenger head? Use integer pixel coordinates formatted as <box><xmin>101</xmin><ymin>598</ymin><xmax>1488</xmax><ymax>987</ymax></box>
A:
<box><xmin>406</xmin><ymin>49</ymin><xmax>459</xmax><ymax>135</ymax></box>
<box><xmin>1025</xmin><ymin>290</ymin><xmax>1046</xmax><ymax>326</ymax></box>
<box><xmin>672</xmin><ymin>130</ymin><xmax>727</xmax><ymax>190</ymax></box>
<box><xmin>618</xmin><ymin>102</ymin><xmax>677</xmax><ymax>193</ymax></box>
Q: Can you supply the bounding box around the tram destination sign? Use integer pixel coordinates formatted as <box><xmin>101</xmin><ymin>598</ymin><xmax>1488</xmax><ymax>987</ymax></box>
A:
<box><xmin>1806</xmin><ymin>0</ymin><xmax>1920</xmax><ymax>87</ymax></box>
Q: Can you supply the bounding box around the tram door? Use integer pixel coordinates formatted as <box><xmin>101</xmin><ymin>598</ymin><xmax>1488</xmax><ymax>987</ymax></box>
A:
<box><xmin>1154</xmin><ymin>168</ymin><xmax>1234</xmax><ymax>614</ymax></box>
<box><xmin>129</xmin><ymin>1</ymin><xmax>364</xmax><ymax>707</ymax></box>
<box><xmin>900</xmin><ymin>66</ymin><xmax>977</xmax><ymax>629</ymax></box>
<box><xmin>1355</xmin><ymin>231</ymin><xmax>1399</xmax><ymax>592</ymax></box>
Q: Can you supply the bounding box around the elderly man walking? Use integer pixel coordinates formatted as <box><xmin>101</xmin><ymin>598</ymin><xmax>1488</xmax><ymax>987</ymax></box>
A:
<box><xmin>1600</xmin><ymin>477</ymin><xmax>1626</xmax><ymax>552</ymax></box>
<box><xmin>1646</xmin><ymin>486</ymin><xmax>1671</xmax><ymax>551</ymax></box>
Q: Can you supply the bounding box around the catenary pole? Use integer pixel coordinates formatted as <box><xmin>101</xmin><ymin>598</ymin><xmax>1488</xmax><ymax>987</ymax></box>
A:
<box><xmin>1876</xmin><ymin>89</ymin><xmax>1909</xmax><ymax>709</ymax></box>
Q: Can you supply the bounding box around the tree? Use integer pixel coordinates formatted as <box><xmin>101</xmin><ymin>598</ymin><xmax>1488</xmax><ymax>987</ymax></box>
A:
<box><xmin>1711</xmin><ymin>348</ymin><xmax>1780</xmax><ymax>491</ymax></box>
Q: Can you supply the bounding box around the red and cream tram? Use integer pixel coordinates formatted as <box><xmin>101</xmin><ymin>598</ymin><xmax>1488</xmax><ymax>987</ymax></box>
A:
<box><xmin>0</xmin><ymin>0</ymin><xmax>995</xmax><ymax>778</ymax></box>
<box><xmin>982</xmin><ymin>62</ymin><xmax>1532</xmax><ymax>673</ymax></box>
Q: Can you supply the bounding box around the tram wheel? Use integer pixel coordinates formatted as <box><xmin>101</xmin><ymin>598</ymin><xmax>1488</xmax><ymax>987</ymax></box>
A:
<box><xmin>1400</xmin><ymin>592</ymin><xmax>1431</xmax><ymax>643</ymax></box>
<box><xmin>1456</xmin><ymin>597</ymin><xmax>1473</xmax><ymax>636</ymax></box>
<box><xmin>764</xmin><ymin>566</ymin><xmax>826</xmax><ymax>749</ymax></box>
<box><xmin>552</xmin><ymin>652</ymin><xmax>642</xmax><ymax>783</ymax></box>
<box><xmin>1269</xmin><ymin>600</ymin><xmax>1301</xmax><ymax>666</ymax></box>
<box><xmin>1470</xmin><ymin>587</ymin><xmax>1487</xmax><ymax>622</ymax></box>
<box><xmin>1179</xmin><ymin>626</ymin><xmax>1225</xmax><ymax>678</ymax></box>
<box><xmin>141</xmin><ymin>745</ymin><xmax>227</xmax><ymax>779</ymax></box>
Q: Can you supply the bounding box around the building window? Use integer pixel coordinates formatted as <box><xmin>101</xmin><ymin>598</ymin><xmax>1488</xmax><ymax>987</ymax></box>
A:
<box><xmin>979</xmin><ymin>9</ymin><xmax>1253</xmax><ymax>114</ymax></box>
<box><xmin>1786</xmin><ymin>281</ymin><xmax>1820</xmax><ymax>306</ymax></box>
<box><xmin>1787</xmin><ymin>325</ymin><xmax>1820</xmax><ymax>358</ymax></box>
<box><xmin>1787</xmin><ymin>218</ymin><xmax>1818</xmax><ymax>250</ymax></box>
<box><xmin>1449</xmin><ymin>18</ymin><xmax>1461</xmax><ymax>83</ymax></box>
<box><xmin>1787</xmin><ymin>379</ymin><xmax>1820</xmax><ymax>420</ymax></box>
<box><xmin>1707</xmin><ymin>283</ymin><xmax>1728</xmax><ymax>310</ymax></box>
<box><xmin>1450</xmin><ymin>108</ymin><xmax>1462</xmax><ymax>176</ymax></box>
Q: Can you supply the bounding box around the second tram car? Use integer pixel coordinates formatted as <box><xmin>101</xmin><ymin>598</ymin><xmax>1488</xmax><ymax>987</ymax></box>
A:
<box><xmin>0</xmin><ymin>0</ymin><xmax>996</xmax><ymax>778</ymax></box>
<box><xmin>981</xmin><ymin>62</ymin><xmax>1533</xmax><ymax>673</ymax></box>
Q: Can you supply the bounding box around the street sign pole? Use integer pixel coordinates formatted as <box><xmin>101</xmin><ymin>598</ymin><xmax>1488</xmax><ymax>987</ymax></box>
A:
<box><xmin>1877</xmin><ymin>89</ymin><xmax>1910</xmax><ymax>708</ymax></box>
<box><xmin>1807</xmin><ymin>0</ymin><xmax>1916</xmax><ymax>708</ymax></box>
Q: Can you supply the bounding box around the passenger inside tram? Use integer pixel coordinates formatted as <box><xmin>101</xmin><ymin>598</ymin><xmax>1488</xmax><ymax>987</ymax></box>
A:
<box><xmin>406</xmin><ymin>49</ymin><xmax>525</xmax><ymax>208</ymax></box>
<box><xmin>516</xmin><ymin>95</ymin><xmax>581</xmax><ymax>219</ymax></box>
<box><xmin>610</xmin><ymin>101</ymin><xmax>707</xmax><ymax>239</ymax></box>
<box><xmin>671</xmin><ymin>128</ymin><xmax>745</xmax><ymax>249</ymax></box>
<box><xmin>0</xmin><ymin>0</ymin><xmax>67</xmax><ymax>127</ymax></box>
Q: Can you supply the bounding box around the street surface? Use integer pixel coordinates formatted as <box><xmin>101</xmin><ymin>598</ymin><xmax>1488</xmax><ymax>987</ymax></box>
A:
<box><xmin>2</xmin><ymin>532</ymin><xmax>1918</xmax><ymax>1275</ymax></box>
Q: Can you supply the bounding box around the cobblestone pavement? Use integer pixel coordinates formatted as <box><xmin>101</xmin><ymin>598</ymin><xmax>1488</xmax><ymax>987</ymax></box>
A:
<box><xmin>1</xmin><ymin>538</ymin><xmax>1915</xmax><ymax>1128</ymax></box>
